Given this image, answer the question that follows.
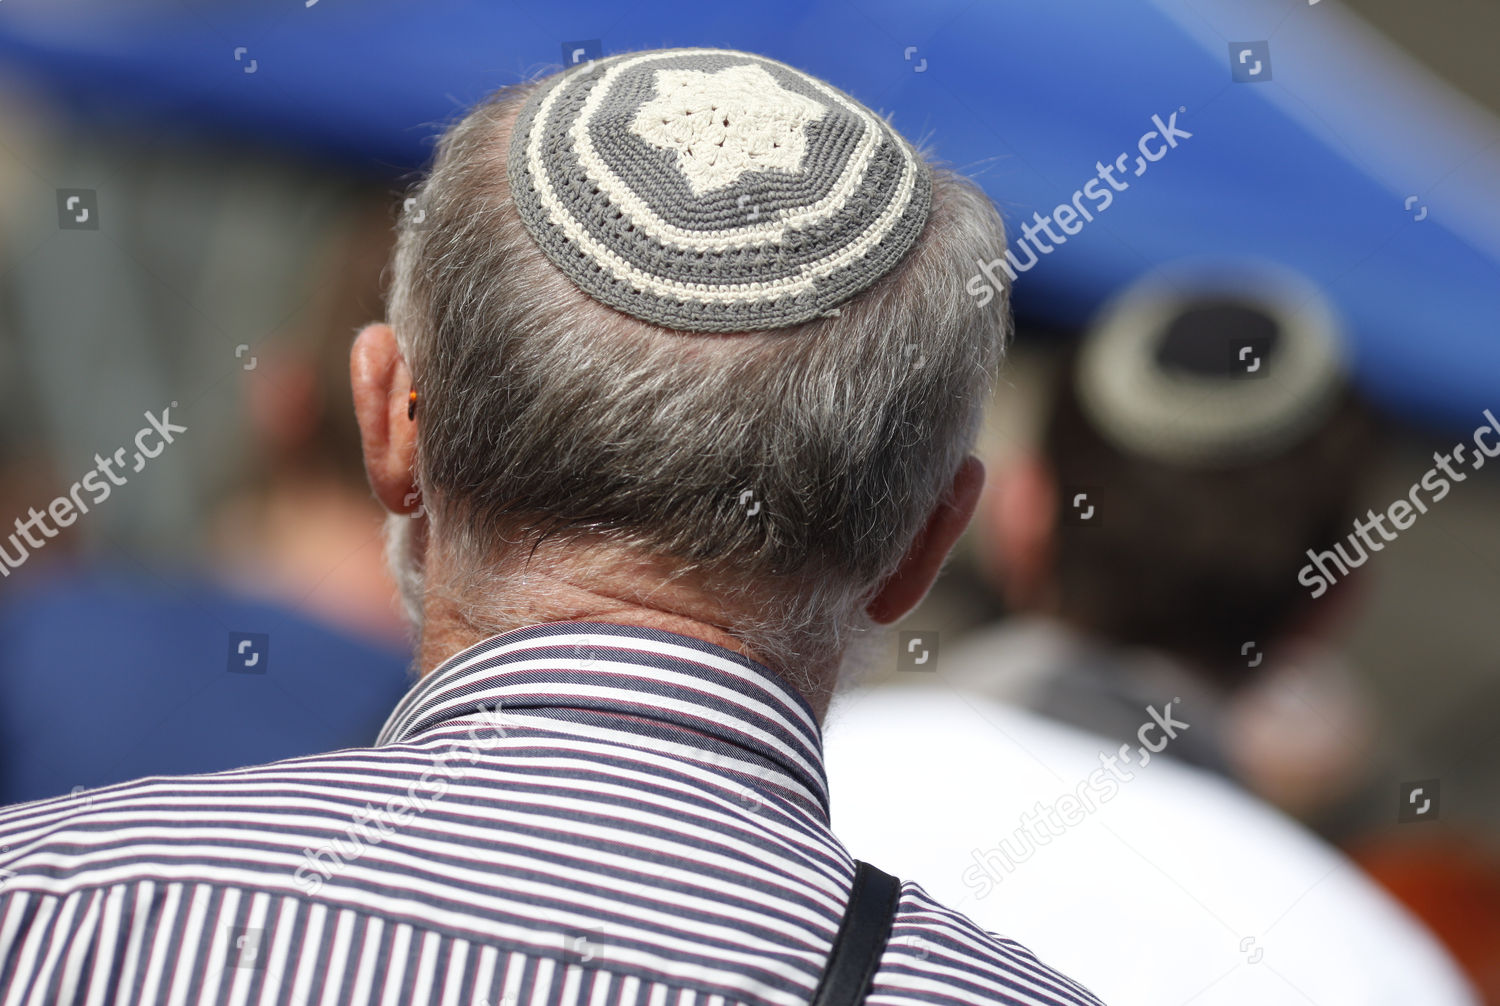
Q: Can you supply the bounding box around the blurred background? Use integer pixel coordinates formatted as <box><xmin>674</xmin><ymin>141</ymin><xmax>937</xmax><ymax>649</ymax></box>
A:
<box><xmin>0</xmin><ymin>0</ymin><xmax>1496</xmax><ymax>1000</ymax></box>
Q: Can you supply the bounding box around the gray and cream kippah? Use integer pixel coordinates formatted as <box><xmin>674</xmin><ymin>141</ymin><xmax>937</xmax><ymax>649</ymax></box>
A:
<box><xmin>507</xmin><ymin>48</ymin><xmax>932</xmax><ymax>332</ymax></box>
<box><xmin>1075</xmin><ymin>261</ymin><xmax>1348</xmax><ymax>467</ymax></box>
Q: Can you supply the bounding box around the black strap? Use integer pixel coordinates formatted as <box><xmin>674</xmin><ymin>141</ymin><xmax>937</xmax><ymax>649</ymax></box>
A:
<box><xmin>810</xmin><ymin>861</ymin><xmax>901</xmax><ymax>1006</ymax></box>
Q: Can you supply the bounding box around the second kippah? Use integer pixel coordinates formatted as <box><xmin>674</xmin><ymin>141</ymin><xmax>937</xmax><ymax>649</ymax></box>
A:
<box><xmin>1075</xmin><ymin>260</ymin><xmax>1347</xmax><ymax>467</ymax></box>
<box><xmin>507</xmin><ymin>48</ymin><xmax>933</xmax><ymax>333</ymax></box>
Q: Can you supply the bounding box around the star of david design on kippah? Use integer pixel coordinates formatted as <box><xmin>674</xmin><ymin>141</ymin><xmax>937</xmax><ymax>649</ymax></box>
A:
<box><xmin>630</xmin><ymin>64</ymin><xmax>829</xmax><ymax>196</ymax></box>
<box><xmin>507</xmin><ymin>48</ymin><xmax>933</xmax><ymax>333</ymax></box>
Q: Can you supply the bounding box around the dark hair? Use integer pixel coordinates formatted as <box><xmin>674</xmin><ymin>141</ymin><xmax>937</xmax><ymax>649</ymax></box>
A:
<box><xmin>1044</xmin><ymin>347</ymin><xmax>1379</xmax><ymax>683</ymax></box>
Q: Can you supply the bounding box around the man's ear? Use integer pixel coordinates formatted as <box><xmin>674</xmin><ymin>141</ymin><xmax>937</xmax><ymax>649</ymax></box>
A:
<box><xmin>350</xmin><ymin>323</ymin><xmax>420</xmax><ymax>515</ymax></box>
<box><xmin>866</xmin><ymin>455</ymin><xmax>985</xmax><ymax>625</ymax></box>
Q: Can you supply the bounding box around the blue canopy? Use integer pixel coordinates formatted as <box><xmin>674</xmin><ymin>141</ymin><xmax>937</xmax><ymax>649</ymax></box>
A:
<box><xmin>1</xmin><ymin>0</ymin><xmax>1495</xmax><ymax>429</ymax></box>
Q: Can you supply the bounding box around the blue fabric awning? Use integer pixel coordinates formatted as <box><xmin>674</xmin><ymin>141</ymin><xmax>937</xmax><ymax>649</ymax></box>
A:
<box><xmin>1</xmin><ymin>0</ymin><xmax>1494</xmax><ymax>429</ymax></box>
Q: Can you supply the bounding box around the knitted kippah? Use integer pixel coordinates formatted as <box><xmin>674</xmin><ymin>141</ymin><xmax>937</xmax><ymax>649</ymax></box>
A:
<box><xmin>507</xmin><ymin>48</ymin><xmax>933</xmax><ymax>333</ymax></box>
<box><xmin>1075</xmin><ymin>261</ymin><xmax>1347</xmax><ymax>467</ymax></box>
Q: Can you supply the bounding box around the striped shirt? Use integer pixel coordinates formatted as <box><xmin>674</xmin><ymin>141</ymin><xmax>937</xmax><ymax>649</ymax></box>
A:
<box><xmin>0</xmin><ymin>621</ymin><xmax>1105</xmax><ymax>1005</ymax></box>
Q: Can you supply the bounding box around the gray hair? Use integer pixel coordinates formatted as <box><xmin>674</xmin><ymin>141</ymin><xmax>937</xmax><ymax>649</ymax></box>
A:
<box><xmin>385</xmin><ymin>76</ymin><xmax>1010</xmax><ymax>680</ymax></box>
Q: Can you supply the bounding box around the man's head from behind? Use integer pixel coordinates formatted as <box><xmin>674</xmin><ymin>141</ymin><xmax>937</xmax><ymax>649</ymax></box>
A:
<box><xmin>350</xmin><ymin>49</ymin><xmax>1010</xmax><ymax>708</ymax></box>
<box><xmin>990</xmin><ymin>262</ymin><xmax>1380</xmax><ymax>685</ymax></box>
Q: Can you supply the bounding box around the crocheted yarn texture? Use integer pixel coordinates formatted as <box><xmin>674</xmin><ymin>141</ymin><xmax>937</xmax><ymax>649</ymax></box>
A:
<box><xmin>507</xmin><ymin>48</ymin><xmax>933</xmax><ymax>332</ymax></box>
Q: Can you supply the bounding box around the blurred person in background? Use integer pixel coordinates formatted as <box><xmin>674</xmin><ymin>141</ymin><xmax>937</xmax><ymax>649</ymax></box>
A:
<box><xmin>823</xmin><ymin>262</ymin><xmax>1479</xmax><ymax>1006</ymax></box>
<box><xmin>967</xmin><ymin>262</ymin><xmax>1382</xmax><ymax>809</ymax></box>
<box><xmin>205</xmin><ymin>206</ymin><xmax>411</xmax><ymax>651</ymax></box>
<box><xmin>0</xmin><ymin>140</ymin><xmax>412</xmax><ymax>805</ymax></box>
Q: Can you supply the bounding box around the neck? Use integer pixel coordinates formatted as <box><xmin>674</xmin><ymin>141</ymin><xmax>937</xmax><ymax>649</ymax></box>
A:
<box><xmin>414</xmin><ymin>552</ymin><xmax>840</xmax><ymax>721</ymax></box>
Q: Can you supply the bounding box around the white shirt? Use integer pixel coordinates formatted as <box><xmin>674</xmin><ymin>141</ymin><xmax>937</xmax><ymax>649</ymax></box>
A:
<box><xmin>823</xmin><ymin>684</ymin><xmax>1477</xmax><ymax>1006</ymax></box>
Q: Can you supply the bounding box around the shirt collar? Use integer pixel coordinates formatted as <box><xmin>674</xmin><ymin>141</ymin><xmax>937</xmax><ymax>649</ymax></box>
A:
<box><xmin>377</xmin><ymin>621</ymin><xmax>830</xmax><ymax>819</ymax></box>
